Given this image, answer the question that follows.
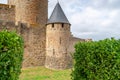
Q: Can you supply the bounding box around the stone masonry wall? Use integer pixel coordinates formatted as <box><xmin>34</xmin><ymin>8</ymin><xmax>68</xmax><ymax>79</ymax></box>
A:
<box><xmin>0</xmin><ymin>0</ymin><xmax>48</xmax><ymax>67</ymax></box>
<box><xmin>0</xmin><ymin>1</ymin><xmax>92</xmax><ymax>70</ymax></box>
<box><xmin>0</xmin><ymin>20</ymin><xmax>46</xmax><ymax>67</ymax></box>
<box><xmin>0</xmin><ymin>20</ymin><xmax>16</xmax><ymax>31</ymax></box>
<box><xmin>68</xmin><ymin>37</ymin><xmax>85</xmax><ymax>53</ymax></box>
<box><xmin>0</xmin><ymin>4</ymin><xmax>15</xmax><ymax>21</ymax></box>
<box><xmin>45</xmin><ymin>23</ymin><xmax>72</xmax><ymax>69</ymax></box>
<box><xmin>21</xmin><ymin>24</ymin><xmax>46</xmax><ymax>67</ymax></box>
<box><xmin>10</xmin><ymin>0</ymin><xmax>48</xmax><ymax>25</ymax></box>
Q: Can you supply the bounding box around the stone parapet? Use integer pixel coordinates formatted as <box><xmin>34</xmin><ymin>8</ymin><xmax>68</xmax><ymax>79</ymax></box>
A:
<box><xmin>0</xmin><ymin>4</ymin><xmax>15</xmax><ymax>21</ymax></box>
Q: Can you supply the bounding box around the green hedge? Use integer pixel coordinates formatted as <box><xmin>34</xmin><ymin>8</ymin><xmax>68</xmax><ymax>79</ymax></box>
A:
<box><xmin>0</xmin><ymin>30</ymin><xmax>24</xmax><ymax>80</ymax></box>
<box><xmin>72</xmin><ymin>38</ymin><xmax>120</xmax><ymax>80</ymax></box>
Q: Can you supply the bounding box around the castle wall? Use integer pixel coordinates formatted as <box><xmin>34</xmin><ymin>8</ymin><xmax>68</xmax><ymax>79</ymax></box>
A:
<box><xmin>0</xmin><ymin>4</ymin><xmax>15</xmax><ymax>21</ymax></box>
<box><xmin>0</xmin><ymin>1</ymin><xmax>91</xmax><ymax>69</ymax></box>
<box><xmin>68</xmin><ymin>37</ymin><xmax>85</xmax><ymax>53</ymax></box>
<box><xmin>0</xmin><ymin>20</ymin><xmax>46</xmax><ymax>67</ymax></box>
<box><xmin>0</xmin><ymin>20</ymin><xmax>16</xmax><ymax>31</ymax></box>
<box><xmin>7</xmin><ymin>0</ymin><xmax>48</xmax><ymax>67</ymax></box>
<box><xmin>45</xmin><ymin>23</ymin><xmax>72</xmax><ymax>69</ymax></box>
<box><xmin>21</xmin><ymin>24</ymin><xmax>46</xmax><ymax>67</ymax></box>
<box><xmin>9</xmin><ymin>0</ymin><xmax>48</xmax><ymax>25</ymax></box>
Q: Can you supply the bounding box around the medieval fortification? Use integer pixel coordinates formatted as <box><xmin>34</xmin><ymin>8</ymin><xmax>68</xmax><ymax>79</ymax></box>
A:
<box><xmin>0</xmin><ymin>0</ymin><xmax>91</xmax><ymax>70</ymax></box>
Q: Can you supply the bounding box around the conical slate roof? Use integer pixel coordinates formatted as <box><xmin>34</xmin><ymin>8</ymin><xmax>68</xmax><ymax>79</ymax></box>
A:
<box><xmin>47</xmin><ymin>2</ymin><xmax>70</xmax><ymax>24</ymax></box>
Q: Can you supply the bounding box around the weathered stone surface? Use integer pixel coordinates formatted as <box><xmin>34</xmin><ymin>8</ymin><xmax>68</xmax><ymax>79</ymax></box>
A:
<box><xmin>0</xmin><ymin>21</ymin><xmax>46</xmax><ymax>67</ymax></box>
<box><xmin>45</xmin><ymin>56</ymin><xmax>72</xmax><ymax>70</ymax></box>
<box><xmin>0</xmin><ymin>4</ymin><xmax>15</xmax><ymax>21</ymax></box>
<box><xmin>8</xmin><ymin>0</ymin><xmax>48</xmax><ymax>25</ymax></box>
<box><xmin>45</xmin><ymin>23</ymin><xmax>73</xmax><ymax>69</ymax></box>
<box><xmin>0</xmin><ymin>1</ymin><xmax>91</xmax><ymax>70</ymax></box>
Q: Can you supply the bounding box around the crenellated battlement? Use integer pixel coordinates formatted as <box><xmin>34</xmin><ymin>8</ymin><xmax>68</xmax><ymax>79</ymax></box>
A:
<box><xmin>0</xmin><ymin>20</ymin><xmax>31</xmax><ymax>33</ymax></box>
<box><xmin>0</xmin><ymin>20</ymin><xmax>15</xmax><ymax>24</ymax></box>
<box><xmin>0</xmin><ymin>4</ymin><xmax>15</xmax><ymax>7</ymax></box>
<box><xmin>0</xmin><ymin>4</ymin><xmax>15</xmax><ymax>21</ymax></box>
<box><xmin>0</xmin><ymin>20</ymin><xmax>15</xmax><ymax>29</ymax></box>
<box><xmin>0</xmin><ymin>20</ymin><xmax>27</xmax><ymax>27</ymax></box>
<box><xmin>46</xmin><ymin>23</ymin><xmax>70</xmax><ymax>31</ymax></box>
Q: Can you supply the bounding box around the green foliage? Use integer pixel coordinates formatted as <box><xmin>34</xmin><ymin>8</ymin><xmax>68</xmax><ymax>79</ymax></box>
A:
<box><xmin>72</xmin><ymin>38</ymin><xmax>120</xmax><ymax>80</ymax></box>
<box><xmin>0</xmin><ymin>30</ymin><xmax>24</xmax><ymax>80</ymax></box>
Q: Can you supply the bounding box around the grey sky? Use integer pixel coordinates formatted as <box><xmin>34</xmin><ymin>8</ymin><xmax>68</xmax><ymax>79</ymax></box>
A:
<box><xmin>0</xmin><ymin>0</ymin><xmax>7</xmax><ymax>3</ymax></box>
<box><xmin>1</xmin><ymin>0</ymin><xmax>120</xmax><ymax>41</ymax></box>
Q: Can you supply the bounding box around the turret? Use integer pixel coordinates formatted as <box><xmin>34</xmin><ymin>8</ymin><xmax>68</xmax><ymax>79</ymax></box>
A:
<box><xmin>45</xmin><ymin>2</ymin><xmax>72</xmax><ymax>69</ymax></box>
<box><xmin>8</xmin><ymin>0</ymin><xmax>48</xmax><ymax>25</ymax></box>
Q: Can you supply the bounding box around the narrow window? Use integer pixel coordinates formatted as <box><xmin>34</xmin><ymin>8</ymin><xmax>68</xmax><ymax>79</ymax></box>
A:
<box><xmin>20</xmin><ymin>24</ymin><xmax>24</xmax><ymax>34</ymax></box>
<box><xmin>66</xmin><ymin>48</ymin><xmax>67</xmax><ymax>54</ymax></box>
<box><xmin>60</xmin><ymin>37</ymin><xmax>61</xmax><ymax>44</ymax></box>
<box><xmin>36</xmin><ymin>16</ymin><xmax>38</xmax><ymax>23</ymax></box>
<box><xmin>62</xmin><ymin>23</ymin><xmax>64</xmax><ymax>28</ymax></box>
<box><xmin>52</xmin><ymin>23</ymin><xmax>54</xmax><ymax>28</ymax></box>
<box><xmin>53</xmin><ymin>48</ymin><xmax>55</xmax><ymax>55</ymax></box>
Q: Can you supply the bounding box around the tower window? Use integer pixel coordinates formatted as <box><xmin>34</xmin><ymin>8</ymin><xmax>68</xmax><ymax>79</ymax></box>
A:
<box><xmin>60</xmin><ymin>37</ymin><xmax>61</xmax><ymax>44</ymax></box>
<box><xmin>66</xmin><ymin>48</ymin><xmax>67</xmax><ymax>54</ymax></box>
<box><xmin>53</xmin><ymin>48</ymin><xmax>55</xmax><ymax>55</ymax></box>
<box><xmin>62</xmin><ymin>23</ymin><xmax>64</xmax><ymax>28</ymax></box>
<box><xmin>52</xmin><ymin>23</ymin><xmax>54</xmax><ymax>28</ymax></box>
<box><xmin>36</xmin><ymin>16</ymin><xmax>38</xmax><ymax>23</ymax></box>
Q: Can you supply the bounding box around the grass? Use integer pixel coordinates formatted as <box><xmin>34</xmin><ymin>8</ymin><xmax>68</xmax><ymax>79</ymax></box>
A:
<box><xmin>19</xmin><ymin>66</ymin><xmax>72</xmax><ymax>80</ymax></box>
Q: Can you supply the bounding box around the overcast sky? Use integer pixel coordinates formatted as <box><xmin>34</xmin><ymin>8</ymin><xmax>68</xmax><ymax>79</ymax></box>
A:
<box><xmin>1</xmin><ymin>0</ymin><xmax>120</xmax><ymax>41</ymax></box>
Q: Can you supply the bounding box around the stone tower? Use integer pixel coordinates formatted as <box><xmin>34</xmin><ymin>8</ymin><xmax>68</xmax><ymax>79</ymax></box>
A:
<box><xmin>8</xmin><ymin>0</ymin><xmax>48</xmax><ymax>25</ymax></box>
<box><xmin>7</xmin><ymin>0</ymin><xmax>48</xmax><ymax>67</ymax></box>
<box><xmin>0</xmin><ymin>0</ymin><xmax>90</xmax><ymax>69</ymax></box>
<box><xmin>45</xmin><ymin>3</ymin><xmax>72</xmax><ymax>69</ymax></box>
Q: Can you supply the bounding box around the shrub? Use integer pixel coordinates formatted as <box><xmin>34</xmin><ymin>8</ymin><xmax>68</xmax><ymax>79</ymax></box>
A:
<box><xmin>0</xmin><ymin>30</ymin><xmax>24</xmax><ymax>80</ymax></box>
<box><xmin>72</xmin><ymin>38</ymin><xmax>120</xmax><ymax>80</ymax></box>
